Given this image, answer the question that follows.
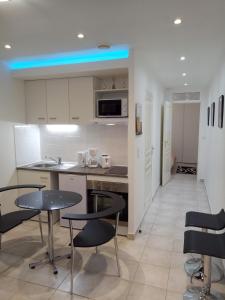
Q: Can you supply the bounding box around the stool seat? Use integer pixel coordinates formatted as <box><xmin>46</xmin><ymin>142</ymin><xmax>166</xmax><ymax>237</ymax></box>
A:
<box><xmin>185</xmin><ymin>209</ymin><xmax>225</xmax><ymax>230</ymax></box>
<box><xmin>184</xmin><ymin>230</ymin><xmax>225</xmax><ymax>259</ymax></box>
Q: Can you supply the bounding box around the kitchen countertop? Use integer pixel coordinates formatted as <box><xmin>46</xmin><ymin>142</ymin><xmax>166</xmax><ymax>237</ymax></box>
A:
<box><xmin>17</xmin><ymin>163</ymin><xmax>128</xmax><ymax>178</ymax></box>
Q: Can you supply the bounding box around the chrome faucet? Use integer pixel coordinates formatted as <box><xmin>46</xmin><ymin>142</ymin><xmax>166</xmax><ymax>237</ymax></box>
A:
<box><xmin>48</xmin><ymin>156</ymin><xmax>62</xmax><ymax>165</ymax></box>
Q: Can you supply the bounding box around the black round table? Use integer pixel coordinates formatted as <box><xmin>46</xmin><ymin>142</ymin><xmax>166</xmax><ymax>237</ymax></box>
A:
<box><xmin>16</xmin><ymin>190</ymin><xmax>82</xmax><ymax>274</ymax></box>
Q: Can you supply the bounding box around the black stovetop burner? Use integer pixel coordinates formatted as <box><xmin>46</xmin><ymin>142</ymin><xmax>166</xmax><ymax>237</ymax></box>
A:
<box><xmin>105</xmin><ymin>166</ymin><xmax>128</xmax><ymax>176</ymax></box>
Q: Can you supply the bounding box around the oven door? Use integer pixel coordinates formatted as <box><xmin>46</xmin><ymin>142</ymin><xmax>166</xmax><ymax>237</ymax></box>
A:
<box><xmin>87</xmin><ymin>189</ymin><xmax>128</xmax><ymax>222</ymax></box>
<box><xmin>97</xmin><ymin>99</ymin><xmax>122</xmax><ymax>117</ymax></box>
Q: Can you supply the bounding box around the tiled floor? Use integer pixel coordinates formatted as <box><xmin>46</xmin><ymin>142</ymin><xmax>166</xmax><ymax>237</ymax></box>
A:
<box><xmin>0</xmin><ymin>174</ymin><xmax>224</xmax><ymax>299</ymax></box>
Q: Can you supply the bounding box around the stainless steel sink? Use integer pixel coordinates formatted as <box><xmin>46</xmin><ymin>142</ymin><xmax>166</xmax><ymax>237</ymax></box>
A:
<box><xmin>32</xmin><ymin>163</ymin><xmax>58</xmax><ymax>168</ymax></box>
<box><xmin>31</xmin><ymin>162</ymin><xmax>76</xmax><ymax>170</ymax></box>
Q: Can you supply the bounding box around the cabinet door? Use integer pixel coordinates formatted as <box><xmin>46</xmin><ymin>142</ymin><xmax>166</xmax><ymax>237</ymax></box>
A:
<box><xmin>46</xmin><ymin>79</ymin><xmax>69</xmax><ymax>124</ymax></box>
<box><xmin>59</xmin><ymin>174</ymin><xmax>87</xmax><ymax>229</ymax></box>
<box><xmin>25</xmin><ymin>80</ymin><xmax>47</xmax><ymax>124</ymax></box>
<box><xmin>69</xmin><ymin>77</ymin><xmax>94</xmax><ymax>124</ymax></box>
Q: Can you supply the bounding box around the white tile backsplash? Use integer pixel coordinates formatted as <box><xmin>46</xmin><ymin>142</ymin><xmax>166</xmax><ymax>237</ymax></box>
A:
<box><xmin>40</xmin><ymin>124</ymin><xmax>128</xmax><ymax>165</ymax></box>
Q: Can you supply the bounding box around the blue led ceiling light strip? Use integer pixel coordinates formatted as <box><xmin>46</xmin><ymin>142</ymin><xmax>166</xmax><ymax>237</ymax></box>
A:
<box><xmin>8</xmin><ymin>48</ymin><xmax>129</xmax><ymax>70</ymax></box>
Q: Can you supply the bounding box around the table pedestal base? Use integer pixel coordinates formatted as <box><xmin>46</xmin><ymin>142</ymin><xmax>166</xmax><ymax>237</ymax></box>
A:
<box><xmin>29</xmin><ymin>252</ymin><xmax>71</xmax><ymax>274</ymax></box>
<box><xmin>29</xmin><ymin>210</ymin><xmax>71</xmax><ymax>274</ymax></box>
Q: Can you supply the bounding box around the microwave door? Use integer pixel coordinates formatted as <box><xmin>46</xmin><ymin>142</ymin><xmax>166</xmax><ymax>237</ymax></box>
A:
<box><xmin>98</xmin><ymin>99</ymin><xmax>122</xmax><ymax>117</ymax></box>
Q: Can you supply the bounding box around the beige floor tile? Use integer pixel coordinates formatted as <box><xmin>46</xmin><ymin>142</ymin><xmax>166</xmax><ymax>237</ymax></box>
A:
<box><xmin>170</xmin><ymin>252</ymin><xmax>191</xmax><ymax>268</ymax></box>
<box><xmin>127</xmin><ymin>282</ymin><xmax>166</xmax><ymax>300</ymax></box>
<box><xmin>1</xmin><ymin>235</ymin><xmax>45</xmax><ymax>258</ymax></box>
<box><xmin>147</xmin><ymin>234</ymin><xmax>174</xmax><ymax>251</ymax></box>
<box><xmin>0</xmin><ymin>276</ymin><xmax>54</xmax><ymax>300</ymax></box>
<box><xmin>80</xmin><ymin>251</ymin><xmax>139</xmax><ymax>281</ymax></box>
<box><xmin>167</xmin><ymin>267</ymin><xmax>189</xmax><ymax>293</ymax></box>
<box><xmin>59</xmin><ymin>272</ymin><xmax>130</xmax><ymax>300</ymax></box>
<box><xmin>116</xmin><ymin>239</ymin><xmax>146</xmax><ymax>262</ymax></box>
<box><xmin>134</xmin><ymin>263</ymin><xmax>170</xmax><ymax>289</ymax></box>
<box><xmin>172</xmin><ymin>239</ymin><xmax>184</xmax><ymax>253</ymax></box>
<box><xmin>140</xmin><ymin>248</ymin><xmax>172</xmax><ymax>268</ymax></box>
<box><xmin>0</xmin><ymin>251</ymin><xmax>23</xmax><ymax>275</ymax></box>
<box><xmin>166</xmin><ymin>291</ymin><xmax>183</xmax><ymax>300</ymax></box>
<box><xmin>50</xmin><ymin>290</ymin><xmax>88</xmax><ymax>299</ymax></box>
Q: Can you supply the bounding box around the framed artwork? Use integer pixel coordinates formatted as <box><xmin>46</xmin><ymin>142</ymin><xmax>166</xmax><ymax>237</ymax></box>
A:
<box><xmin>207</xmin><ymin>106</ymin><xmax>210</xmax><ymax>126</ymax></box>
<box><xmin>218</xmin><ymin>95</ymin><xmax>224</xmax><ymax>129</ymax></box>
<box><xmin>211</xmin><ymin>102</ymin><xmax>215</xmax><ymax>127</ymax></box>
<box><xmin>135</xmin><ymin>103</ymin><xmax>143</xmax><ymax>135</ymax></box>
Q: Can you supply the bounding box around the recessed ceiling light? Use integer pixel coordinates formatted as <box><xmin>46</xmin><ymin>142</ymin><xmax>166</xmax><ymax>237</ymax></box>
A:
<box><xmin>184</xmin><ymin>83</ymin><xmax>189</xmax><ymax>86</ymax></box>
<box><xmin>182</xmin><ymin>72</ymin><xmax>187</xmax><ymax>77</ymax></box>
<box><xmin>4</xmin><ymin>44</ymin><xmax>11</xmax><ymax>49</ymax></box>
<box><xmin>180</xmin><ymin>56</ymin><xmax>186</xmax><ymax>61</ymax></box>
<box><xmin>174</xmin><ymin>18</ymin><xmax>182</xmax><ymax>25</ymax></box>
<box><xmin>0</xmin><ymin>0</ymin><xmax>10</xmax><ymax>2</ymax></box>
<box><xmin>77</xmin><ymin>33</ymin><xmax>85</xmax><ymax>39</ymax></box>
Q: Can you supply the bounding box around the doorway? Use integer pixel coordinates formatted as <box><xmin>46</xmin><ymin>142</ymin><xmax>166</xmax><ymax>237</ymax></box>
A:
<box><xmin>172</xmin><ymin>101</ymin><xmax>200</xmax><ymax>175</ymax></box>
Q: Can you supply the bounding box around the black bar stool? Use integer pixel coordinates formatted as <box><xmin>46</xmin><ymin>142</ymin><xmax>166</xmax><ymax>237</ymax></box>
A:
<box><xmin>183</xmin><ymin>229</ymin><xmax>225</xmax><ymax>300</ymax></box>
<box><xmin>184</xmin><ymin>209</ymin><xmax>225</xmax><ymax>281</ymax></box>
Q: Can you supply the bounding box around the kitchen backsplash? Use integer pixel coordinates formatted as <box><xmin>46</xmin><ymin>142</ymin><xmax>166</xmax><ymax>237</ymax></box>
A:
<box><xmin>39</xmin><ymin>124</ymin><xmax>128</xmax><ymax>165</ymax></box>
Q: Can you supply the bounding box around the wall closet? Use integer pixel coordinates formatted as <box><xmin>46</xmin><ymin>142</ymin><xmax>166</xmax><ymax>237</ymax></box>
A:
<box><xmin>172</xmin><ymin>102</ymin><xmax>200</xmax><ymax>165</ymax></box>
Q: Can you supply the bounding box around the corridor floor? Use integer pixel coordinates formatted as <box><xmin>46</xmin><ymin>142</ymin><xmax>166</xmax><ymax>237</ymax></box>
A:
<box><xmin>0</xmin><ymin>174</ymin><xmax>224</xmax><ymax>299</ymax></box>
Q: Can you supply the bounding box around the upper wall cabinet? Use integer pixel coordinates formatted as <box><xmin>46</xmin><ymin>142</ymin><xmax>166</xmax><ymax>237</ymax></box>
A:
<box><xmin>25</xmin><ymin>77</ymin><xmax>94</xmax><ymax>124</ymax></box>
<box><xmin>46</xmin><ymin>79</ymin><xmax>69</xmax><ymax>124</ymax></box>
<box><xmin>25</xmin><ymin>80</ymin><xmax>47</xmax><ymax>124</ymax></box>
<box><xmin>69</xmin><ymin>77</ymin><xmax>94</xmax><ymax>124</ymax></box>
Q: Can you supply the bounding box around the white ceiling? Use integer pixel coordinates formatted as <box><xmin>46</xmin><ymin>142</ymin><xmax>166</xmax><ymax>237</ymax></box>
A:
<box><xmin>1</xmin><ymin>0</ymin><xmax>225</xmax><ymax>89</ymax></box>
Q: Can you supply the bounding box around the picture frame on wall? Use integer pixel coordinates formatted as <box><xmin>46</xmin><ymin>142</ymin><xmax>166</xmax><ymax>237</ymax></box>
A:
<box><xmin>135</xmin><ymin>103</ymin><xmax>143</xmax><ymax>135</ymax></box>
<box><xmin>207</xmin><ymin>106</ymin><xmax>210</xmax><ymax>126</ymax></box>
<box><xmin>218</xmin><ymin>95</ymin><xmax>224</xmax><ymax>129</ymax></box>
<box><xmin>211</xmin><ymin>102</ymin><xmax>215</xmax><ymax>126</ymax></box>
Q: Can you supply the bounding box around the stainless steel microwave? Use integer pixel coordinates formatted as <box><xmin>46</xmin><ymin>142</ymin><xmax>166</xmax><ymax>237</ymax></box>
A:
<box><xmin>96</xmin><ymin>98</ymin><xmax>128</xmax><ymax>118</ymax></box>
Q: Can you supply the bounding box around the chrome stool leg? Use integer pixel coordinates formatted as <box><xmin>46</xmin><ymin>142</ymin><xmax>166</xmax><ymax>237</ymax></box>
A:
<box><xmin>184</xmin><ymin>256</ymin><xmax>225</xmax><ymax>300</ymax></box>
<box><xmin>38</xmin><ymin>214</ymin><xmax>44</xmax><ymax>246</ymax></box>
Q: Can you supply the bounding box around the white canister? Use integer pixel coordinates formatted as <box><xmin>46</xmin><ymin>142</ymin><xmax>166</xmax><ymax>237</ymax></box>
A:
<box><xmin>100</xmin><ymin>154</ymin><xmax>112</xmax><ymax>168</ymax></box>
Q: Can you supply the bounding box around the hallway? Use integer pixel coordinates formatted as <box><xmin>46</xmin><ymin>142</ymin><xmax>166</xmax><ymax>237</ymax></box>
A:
<box><xmin>140</xmin><ymin>173</ymin><xmax>211</xmax><ymax>299</ymax></box>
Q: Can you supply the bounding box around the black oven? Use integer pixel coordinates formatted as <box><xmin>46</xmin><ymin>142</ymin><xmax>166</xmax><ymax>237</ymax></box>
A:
<box><xmin>87</xmin><ymin>180</ymin><xmax>128</xmax><ymax>222</ymax></box>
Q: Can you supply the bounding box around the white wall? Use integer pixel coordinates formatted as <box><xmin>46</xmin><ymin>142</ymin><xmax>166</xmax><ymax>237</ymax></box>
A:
<box><xmin>128</xmin><ymin>49</ymin><xmax>164</xmax><ymax>235</ymax></box>
<box><xmin>199</xmin><ymin>61</ymin><xmax>225</xmax><ymax>213</ymax></box>
<box><xmin>0</xmin><ymin>62</ymin><xmax>25</xmax><ymax>212</ymax></box>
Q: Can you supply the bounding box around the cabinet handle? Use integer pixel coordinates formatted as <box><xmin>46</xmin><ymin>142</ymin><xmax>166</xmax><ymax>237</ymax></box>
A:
<box><xmin>49</xmin><ymin>117</ymin><xmax>57</xmax><ymax>120</ymax></box>
<box><xmin>72</xmin><ymin>117</ymin><xmax>80</xmax><ymax>120</ymax></box>
<box><xmin>38</xmin><ymin>117</ymin><xmax>45</xmax><ymax>120</ymax></box>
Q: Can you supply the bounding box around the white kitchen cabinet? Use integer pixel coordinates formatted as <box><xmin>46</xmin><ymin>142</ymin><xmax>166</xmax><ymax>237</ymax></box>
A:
<box><xmin>25</xmin><ymin>80</ymin><xmax>47</xmax><ymax>124</ymax></box>
<box><xmin>46</xmin><ymin>78</ymin><xmax>69</xmax><ymax>124</ymax></box>
<box><xmin>69</xmin><ymin>77</ymin><xmax>94</xmax><ymax>124</ymax></box>
<box><xmin>17</xmin><ymin>170</ymin><xmax>59</xmax><ymax>223</ymax></box>
<box><xmin>59</xmin><ymin>174</ymin><xmax>87</xmax><ymax>229</ymax></box>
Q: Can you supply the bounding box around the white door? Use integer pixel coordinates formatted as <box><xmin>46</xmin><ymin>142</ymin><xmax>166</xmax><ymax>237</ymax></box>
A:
<box><xmin>46</xmin><ymin>79</ymin><xmax>69</xmax><ymax>124</ymax></box>
<box><xmin>144</xmin><ymin>92</ymin><xmax>153</xmax><ymax>207</ymax></box>
<box><xmin>162</xmin><ymin>101</ymin><xmax>172</xmax><ymax>186</ymax></box>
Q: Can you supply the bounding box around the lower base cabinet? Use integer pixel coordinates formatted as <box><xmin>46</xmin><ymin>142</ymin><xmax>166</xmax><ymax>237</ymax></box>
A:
<box><xmin>17</xmin><ymin>170</ymin><xmax>59</xmax><ymax>223</ymax></box>
<box><xmin>59</xmin><ymin>173</ymin><xmax>87</xmax><ymax>229</ymax></box>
